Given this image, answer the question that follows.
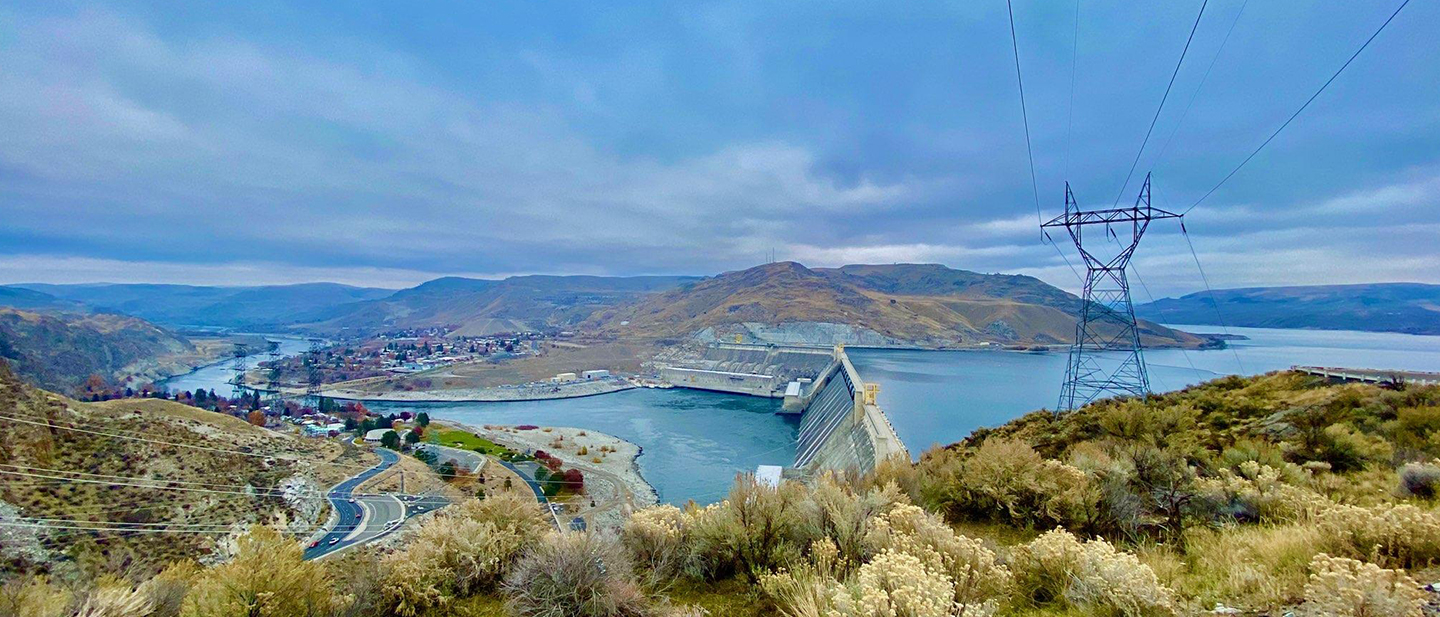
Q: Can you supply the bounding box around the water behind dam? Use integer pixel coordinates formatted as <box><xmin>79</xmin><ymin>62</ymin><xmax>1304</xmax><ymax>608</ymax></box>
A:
<box><xmin>161</xmin><ymin>326</ymin><xmax>1440</xmax><ymax>503</ymax></box>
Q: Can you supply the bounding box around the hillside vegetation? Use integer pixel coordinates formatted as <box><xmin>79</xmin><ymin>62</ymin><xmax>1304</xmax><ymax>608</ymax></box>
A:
<box><xmin>0</xmin><ymin>361</ymin><xmax>369</xmax><ymax>581</ymax></box>
<box><xmin>593</xmin><ymin>262</ymin><xmax>1206</xmax><ymax>348</ymax></box>
<box><xmin>9</xmin><ymin>371</ymin><xmax>1437</xmax><ymax>616</ymax></box>
<box><xmin>0</xmin><ymin>308</ymin><xmax>205</xmax><ymax>394</ymax></box>
<box><xmin>1138</xmin><ymin>282</ymin><xmax>1440</xmax><ymax>335</ymax></box>
<box><xmin>11</xmin><ymin>282</ymin><xmax>395</xmax><ymax>330</ymax></box>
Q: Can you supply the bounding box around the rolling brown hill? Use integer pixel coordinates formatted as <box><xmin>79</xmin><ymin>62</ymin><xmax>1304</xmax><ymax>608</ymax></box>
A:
<box><xmin>0</xmin><ymin>307</ymin><xmax>206</xmax><ymax>394</ymax></box>
<box><xmin>588</xmin><ymin>262</ymin><xmax>1205</xmax><ymax>348</ymax></box>
<box><xmin>307</xmin><ymin>274</ymin><xmax>700</xmax><ymax>336</ymax></box>
<box><xmin>0</xmin><ymin>361</ymin><xmax>366</xmax><ymax>579</ymax></box>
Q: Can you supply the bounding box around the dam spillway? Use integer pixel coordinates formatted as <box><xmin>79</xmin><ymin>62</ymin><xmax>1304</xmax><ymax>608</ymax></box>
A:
<box><xmin>792</xmin><ymin>347</ymin><xmax>908</xmax><ymax>472</ymax></box>
<box><xmin>657</xmin><ymin>342</ymin><xmax>907</xmax><ymax>475</ymax></box>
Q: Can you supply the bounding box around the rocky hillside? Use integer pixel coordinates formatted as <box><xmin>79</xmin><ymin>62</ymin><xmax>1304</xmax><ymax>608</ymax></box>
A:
<box><xmin>309</xmin><ymin>274</ymin><xmax>699</xmax><ymax>336</ymax></box>
<box><xmin>1138</xmin><ymin>282</ymin><xmax>1440</xmax><ymax>335</ymax></box>
<box><xmin>0</xmin><ymin>307</ymin><xmax>198</xmax><ymax>394</ymax></box>
<box><xmin>0</xmin><ymin>362</ymin><xmax>364</xmax><ymax>579</ymax></box>
<box><xmin>590</xmin><ymin>262</ymin><xmax>1205</xmax><ymax>347</ymax></box>
<box><xmin>13</xmin><ymin>282</ymin><xmax>394</xmax><ymax>330</ymax></box>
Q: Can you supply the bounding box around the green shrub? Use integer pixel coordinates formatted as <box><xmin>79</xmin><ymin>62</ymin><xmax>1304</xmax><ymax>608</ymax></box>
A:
<box><xmin>919</xmin><ymin>438</ymin><xmax>1088</xmax><ymax>529</ymax></box>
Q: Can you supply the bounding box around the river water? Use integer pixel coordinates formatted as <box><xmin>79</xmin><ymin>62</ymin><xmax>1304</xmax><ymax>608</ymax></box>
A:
<box><xmin>161</xmin><ymin>326</ymin><xmax>1440</xmax><ymax>504</ymax></box>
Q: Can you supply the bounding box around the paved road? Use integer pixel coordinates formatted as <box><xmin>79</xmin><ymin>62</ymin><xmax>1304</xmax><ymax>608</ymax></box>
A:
<box><xmin>303</xmin><ymin>448</ymin><xmax>450</xmax><ymax>560</ymax></box>
<box><xmin>416</xmin><ymin>443</ymin><xmax>486</xmax><ymax>473</ymax></box>
<box><xmin>499</xmin><ymin>460</ymin><xmax>563</xmax><ymax>530</ymax></box>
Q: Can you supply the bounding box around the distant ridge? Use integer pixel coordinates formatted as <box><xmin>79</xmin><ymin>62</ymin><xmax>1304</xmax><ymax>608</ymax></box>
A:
<box><xmin>11</xmin><ymin>282</ymin><xmax>393</xmax><ymax>329</ymax></box>
<box><xmin>1137</xmin><ymin>282</ymin><xmax>1440</xmax><ymax>335</ymax></box>
<box><xmin>589</xmin><ymin>262</ymin><xmax>1204</xmax><ymax>348</ymax></box>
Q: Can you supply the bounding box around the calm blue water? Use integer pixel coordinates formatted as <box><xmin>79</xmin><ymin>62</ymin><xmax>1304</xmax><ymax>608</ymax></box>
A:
<box><xmin>160</xmin><ymin>336</ymin><xmax>313</xmax><ymax>395</ymax></box>
<box><xmin>160</xmin><ymin>326</ymin><xmax>1440</xmax><ymax>502</ymax></box>
<box><xmin>847</xmin><ymin>325</ymin><xmax>1440</xmax><ymax>457</ymax></box>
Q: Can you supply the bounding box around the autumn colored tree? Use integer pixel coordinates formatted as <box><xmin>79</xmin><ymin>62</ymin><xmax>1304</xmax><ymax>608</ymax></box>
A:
<box><xmin>247</xmin><ymin>410</ymin><xmax>266</xmax><ymax>427</ymax></box>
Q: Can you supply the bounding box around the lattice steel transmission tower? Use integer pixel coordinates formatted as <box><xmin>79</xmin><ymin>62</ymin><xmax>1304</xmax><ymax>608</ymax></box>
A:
<box><xmin>305</xmin><ymin>339</ymin><xmax>324</xmax><ymax>405</ymax></box>
<box><xmin>229</xmin><ymin>343</ymin><xmax>249</xmax><ymax>399</ymax></box>
<box><xmin>1042</xmin><ymin>174</ymin><xmax>1180</xmax><ymax>411</ymax></box>
<box><xmin>265</xmin><ymin>340</ymin><xmax>285</xmax><ymax>413</ymax></box>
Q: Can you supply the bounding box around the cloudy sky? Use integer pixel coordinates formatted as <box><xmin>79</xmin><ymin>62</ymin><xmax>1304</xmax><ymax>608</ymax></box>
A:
<box><xmin>0</xmin><ymin>1</ymin><xmax>1435</xmax><ymax>295</ymax></box>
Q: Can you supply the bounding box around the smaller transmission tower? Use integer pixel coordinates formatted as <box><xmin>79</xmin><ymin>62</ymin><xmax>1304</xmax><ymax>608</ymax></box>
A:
<box><xmin>305</xmin><ymin>339</ymin><xmax>324</xmax><ymax>406</ymax></box>
<box><xmin>1042</xmin><ymin>174</ymin><xmax>1180</xmax><ymax>411</ymax></box>
<box><xmin>229</xmin><ymin>343</ymin><xmax>250</xmax><ymax>399</ymax></box>
<box><xmin>265</xmin><ymin>340</ymin><xmax>285</xmax><ymax>413</ymax></box>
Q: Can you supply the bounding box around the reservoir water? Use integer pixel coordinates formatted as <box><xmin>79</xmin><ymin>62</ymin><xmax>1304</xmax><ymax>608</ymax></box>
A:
<box><xmin>161</xmin><ymin>326</ymin><xmax>1440</xmax><ymax>503</ymax></box>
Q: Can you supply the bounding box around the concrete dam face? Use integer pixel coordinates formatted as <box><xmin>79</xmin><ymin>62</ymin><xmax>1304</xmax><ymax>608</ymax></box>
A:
<box><xmin>657</xmin><ymin>342</ymin><xmax>907</xmax><ymax>476</ymax></box>
<box><xmin>792</xmin><ymin>349</ymin><xmax>908</xmax><ymax>473</ymax></box>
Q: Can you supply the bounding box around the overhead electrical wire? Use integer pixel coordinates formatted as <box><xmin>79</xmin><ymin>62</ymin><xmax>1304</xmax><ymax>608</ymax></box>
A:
<box><xmin>1062</xmin><ymin>0</ymin><xmax>1081</xmax><ymax>180</ymax></box>
<box><xmin>1006</xmin><ymin>0</ymin><xmax>1044</xmax><ymax>236</ymax></box>
<box><xmin>1149</xmin><ymin>0</ymin><xmax>1250</xmax><ymax>172</ymax></box>
<box><xmin>1182</xmin><ymin>0</ymin><xmax>1413</xmax><ymax>215</ymax></box>
<box><xmin>1113</xmin><ymin>0</ymin><xmax>1209</xmax><ymax>207</ymax></box>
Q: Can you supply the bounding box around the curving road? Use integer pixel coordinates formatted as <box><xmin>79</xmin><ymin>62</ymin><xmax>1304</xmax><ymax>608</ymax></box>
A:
<box><xmin>303</xmin><ymin>448</ymin><xmax>449</xmax><ymax>560</ymax></box>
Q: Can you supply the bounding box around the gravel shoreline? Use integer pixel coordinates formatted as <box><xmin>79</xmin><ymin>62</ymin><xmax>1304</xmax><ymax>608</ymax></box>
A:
<box><xmin>446</xmin><ymin>421</ymin><xmax>659</xmax><ymax>526</ymax></box>
<box><xmin>315</xmin><ymin>379</ymin><xmax>637</xmax><ymax>403</ymax></box>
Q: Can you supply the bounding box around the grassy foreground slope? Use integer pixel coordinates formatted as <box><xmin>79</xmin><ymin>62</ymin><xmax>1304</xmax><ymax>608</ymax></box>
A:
<box><xmin>0</xmin><ymin>361</ymin><xmax>371</xmax><ymax>581</ymax></box>
<box><xmin>6</xmin><ymin>371</ymin><xmax>1439</xmax><ymax>616</ymax></box>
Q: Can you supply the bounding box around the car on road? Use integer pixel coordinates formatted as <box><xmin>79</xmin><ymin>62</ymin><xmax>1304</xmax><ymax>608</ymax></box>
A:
<box><xmin>309</xmin><ymin>540</ymin><xmax>319</xmax><ymax>548</ymax></box>
<box><xmin>355</xmin><ymin>513</ymin><xmax>362</xmax><ymax>519</ymax></box>
<box><xmin>329</xmin><ymin>538</ymin><xmax>338</xmax><ymax>545</ymax></box>
<box><xmin>347</xmin><ymin>498</ymin><xmax>355</xmax><ymax>503</ymax></box>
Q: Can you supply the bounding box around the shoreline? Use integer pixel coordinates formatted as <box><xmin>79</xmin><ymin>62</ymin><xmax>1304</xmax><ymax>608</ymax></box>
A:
<box><xmin>312</xmin><ymin>379</ymin><xmax>638</xmax><ymax>403</ymax></box>
<box><xmin>443</xmin><ymin>420</ymin><xmax>659</xmax><ymax>529</ymax></box>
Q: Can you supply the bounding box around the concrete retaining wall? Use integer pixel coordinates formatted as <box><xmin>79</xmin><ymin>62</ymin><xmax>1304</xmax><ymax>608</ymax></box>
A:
<box><xmin>660</xmin><ymin>366</ymin><xmax>778</xmax><ymax>397</ymax></box>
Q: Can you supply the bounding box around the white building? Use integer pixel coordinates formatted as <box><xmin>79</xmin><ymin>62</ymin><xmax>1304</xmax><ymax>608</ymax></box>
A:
<box><xmin>364</xmin><ymin>428</ymin><xmax>392</xmax><ymax>442</ymax></box>
<box><xmin>582</xmin><ymin>369</ymin><xmax>610</xmax><ymax>380</ymax></box>
<box><xmin>553</xmin><ymin>372</ymin><xmax>577</xmax><ymax>383</ymax></box>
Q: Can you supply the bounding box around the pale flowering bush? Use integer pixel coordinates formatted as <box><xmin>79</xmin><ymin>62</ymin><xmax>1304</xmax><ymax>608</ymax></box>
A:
<box><xmin>1300</xmin><ymin>554</ymin><xmax>1424</xmax><ymax>617</ymax></box>
<box><xmin>802</xmin><ymin>474</ymin><xmax>906</xmax><ymax>574</ymax></box>
<box><xmin>842</xmin><ymin>550</ymin><xmax>960</xmax><ymax>617</ymax></box>
<box><xmin>762</xmin><ymin>503</ymin><xmax>1009</xmax><ymax>617</ymax></box>
<box><xmin>1010</xmin><ymin>528</ymin><xmax>1177</xmax><ymax>617</ymax></box>
<box><xmin>1314</xmin><ymin>501</ymin><xmax>1440</xmax><ymax>568</ymax></box>
<box><xmin>863</xmin><ymin>503</ymin><xmax>1011</xmax><ymax>611</ymax></box>
<box><xmin>683</xmin><ymin>477</ymin><xmax>808</xmax><ymax>582</ymax></box>
<box><xmin>381</xmin><ymin>493</ymin><xmax>551</xmax><ymax>616</ymax></box>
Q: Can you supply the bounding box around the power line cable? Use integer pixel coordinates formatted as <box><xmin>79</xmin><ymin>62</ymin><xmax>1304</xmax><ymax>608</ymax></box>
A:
<box><xmin>1183</xmin><ymin>0</ymin><xmax>1413</xmax><ymax>214</ymax></box>
<box><xmin>1113</xmin><ymin>0</ymin><xmax>1209</xmax><ymax>206</ymax></box>
<box><xmin>1006</xmin><ymin>0</ymin><xmax>1044</xmax><ymax>238</ymax></box>
<box><xmin>1153</xmin><ymin>183</ymin><xmax>1247</xmax><ymax>375</ymax></box>
<box><xmin>1063</xmin><ymin>0</ymin><xmax>1082</xmax><ymax>180</ymax></box>
<box><xmin>1150</xmin><ymin>0</ymin><xmax>1250</xmax><ymax>171</ymax></box>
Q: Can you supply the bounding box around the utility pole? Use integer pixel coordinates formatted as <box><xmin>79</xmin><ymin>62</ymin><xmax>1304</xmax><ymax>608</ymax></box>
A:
<box><xmin>1042</xmin><ymin>173</ymin><xmax>1180</xmax><ymax>412</ymax></box>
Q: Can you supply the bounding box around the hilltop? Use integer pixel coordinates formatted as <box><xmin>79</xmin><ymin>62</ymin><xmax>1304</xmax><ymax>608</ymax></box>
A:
<box><xmin>591</xmin><ymin>262</ymin><xmax>1205</xmax><ymax>348</ymax></box>
<box><xmin>1138</xmin><ymin>282</ymin><xmax>1440</xmax><ymax>335</ymax></box>
<box><xmin>309</xmin><ymin>274</ymin><xmax>700</xmax><ymax>335</ymax></box>
<box><xmin>0</xmin><ymin>307</ymin><xmax>211</xmax><ymax>394</ymax></box>
<box><xmin>0</xmin><ymin>362</ymin><xmax>367</xmax><ymax>579</ymax></box>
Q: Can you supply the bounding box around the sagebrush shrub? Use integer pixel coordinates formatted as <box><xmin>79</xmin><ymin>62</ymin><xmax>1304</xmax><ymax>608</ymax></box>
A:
<box><xmin>382</xmin><ymin>493</ymin><xmax>551</xmax><ymax>615</ymax></box>
<box><xmin>504</xmin><ymin>531</ymin><xmax>648</xmax><ymax>617</ymax></box>
<box><xmin>1010</xmin><ymin>528</ymin><xmax>1177</xmax><ymax>617</ymax></box>
<box><xmin>1300</xmin><ymin>554</ymin><xmax>1423</xmax><ymax>617</ymax></box>
<box><xmin>180</xmin><ymin>526</ymin><xmax>340</xmax><ymax>617</ymax></box>
<box><xmin>1397</xmin><ymin>461</ymin><xmax>1440</xmax><ymax>499</ymax></box>
<box><xmin>919</xmin><ymin>438</ymin><xmax>1087</xmax><ymax>528</ymax></box>
<box><xmin>1315</xmin><ymin>502</ymin><xmax>1440</xmax><ymax>568</ymax></box>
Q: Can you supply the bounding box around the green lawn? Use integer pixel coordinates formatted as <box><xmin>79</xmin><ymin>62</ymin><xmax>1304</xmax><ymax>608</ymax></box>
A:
<box><xmin>428</xmin><ymin>428</ymin><xmax>517</xmax><ymax>458</ymax></box>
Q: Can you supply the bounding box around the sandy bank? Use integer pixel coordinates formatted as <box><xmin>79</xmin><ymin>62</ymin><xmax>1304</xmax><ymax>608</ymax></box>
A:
<box><xmin>444</xmin><ymin>421</ymin><xmax>658</xmax><ymax>529</ymax></box>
